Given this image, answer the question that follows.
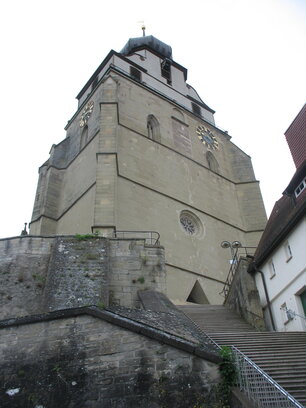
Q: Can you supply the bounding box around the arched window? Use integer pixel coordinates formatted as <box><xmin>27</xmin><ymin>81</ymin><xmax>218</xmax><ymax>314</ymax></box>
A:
<box><xmin>80</xmin><ymin>125</ymin><xmax>88</xmax><ymax>150</ymax></box>
<box><xmin>147</xmin><ymin>115</ymin><xmax>161</xmax><ymax>142</ymax></box>
<box><xmin>206</xmin><ymin>151</ymin><xmax>219</xmax><ymax>173</ymax></box>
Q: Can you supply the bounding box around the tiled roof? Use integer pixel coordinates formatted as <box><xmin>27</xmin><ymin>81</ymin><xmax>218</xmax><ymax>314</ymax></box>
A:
<box><xmin>285</xmin><ymin>104</ymin><xmax>306</xmax><ymax>169</ymax></box>
<box><xmin>252</xmin><ymin>163</ymin><xmax>306</xmax><ymax>268</ymax></box>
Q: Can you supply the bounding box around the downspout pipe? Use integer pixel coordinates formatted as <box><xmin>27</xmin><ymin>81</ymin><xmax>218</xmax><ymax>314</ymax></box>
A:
<box><xmin>255</xmin><ymin>267</ymin><xmax>276</xmax><ymax>331</ymax></box>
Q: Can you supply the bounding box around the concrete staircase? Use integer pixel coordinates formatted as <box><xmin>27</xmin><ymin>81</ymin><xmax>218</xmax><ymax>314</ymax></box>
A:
<box><xmin>178</xmin><ymin>304</ymin><xmax>306</xmax><ymax>407</ymax></box>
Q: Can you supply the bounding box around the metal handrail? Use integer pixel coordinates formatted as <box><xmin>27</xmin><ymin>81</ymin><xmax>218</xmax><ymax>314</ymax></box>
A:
<box><xmin>280</xmin><ymin>305</ymin><xmax>306</xmax><ymax>321</ymax></box>
<box><xmin>220</xmin><ymin>246</ymin><xmax>256</xmax><ymax>298</ymax></box>
<box><xmin>232</xmin><ymin>346</ymin><xmax>304</xmax><ymax>408</ymax></box>
<box><xmin>111</xmin><ymin>230</ymin><xmax>160</xmax><ymax>246</ymax></box>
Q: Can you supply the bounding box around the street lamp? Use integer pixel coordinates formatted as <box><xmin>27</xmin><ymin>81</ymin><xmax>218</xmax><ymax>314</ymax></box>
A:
<box><xmin>221</xmin><ymin>240</ymin><xmax>242</xmax><ymax>262</ymax></box>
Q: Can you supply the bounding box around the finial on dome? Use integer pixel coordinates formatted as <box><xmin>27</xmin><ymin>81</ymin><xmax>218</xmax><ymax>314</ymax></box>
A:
<box><xmin>142</xmin><ymin>24</ymin><xmax>146</xmax><ymax>37</ymax></box>
<box><xmin>137</xmin><ymin>20</ymin><xmax>146</xmax><ymax>37</ymax></box>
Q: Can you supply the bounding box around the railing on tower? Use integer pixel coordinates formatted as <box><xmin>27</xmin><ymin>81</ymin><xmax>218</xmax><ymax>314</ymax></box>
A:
<box><xmin>111</xmin><ymin>230</ymin><xmax>160</xmax><ymax>246</ymax></box>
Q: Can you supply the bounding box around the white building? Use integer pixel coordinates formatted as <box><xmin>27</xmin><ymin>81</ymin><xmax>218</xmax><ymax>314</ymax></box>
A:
<box><xmin>250</xmin><ymin>105</ymin><xmax>306</xmax><ymax>331</ymax></box>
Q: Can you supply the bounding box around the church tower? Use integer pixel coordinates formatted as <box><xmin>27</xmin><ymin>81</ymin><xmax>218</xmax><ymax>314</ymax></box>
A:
<box><xmin>30</xmin><ymin>35</ymin><xmax>266</xmax><ymax>304</ymax></box>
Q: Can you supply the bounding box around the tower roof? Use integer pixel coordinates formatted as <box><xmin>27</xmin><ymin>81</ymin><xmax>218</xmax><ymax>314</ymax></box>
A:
<box><xmin>121</xmin><ymin>35</ymin><xmax>173</xmax><ymax>59</ymax></box>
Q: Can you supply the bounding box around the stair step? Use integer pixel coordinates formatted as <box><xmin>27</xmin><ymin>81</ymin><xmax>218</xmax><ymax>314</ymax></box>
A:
<box><xmin>271</xmin><ymin>373</ymin><xmax>306</xmax><ymax>379</ymax></box>
<box><xmin>258</xmin><ymin>363</ymin><xmax>306</xmax><ymax>370</ymax></box>
<box><xmin>246</xmin><ymin>359</ymin><xmax>306</xmax><ymax>366</ymax></box>
<box><xmin>179</xmin><ymin>304</ymin><xmax>306</xmax><ymax>406</ymax></box>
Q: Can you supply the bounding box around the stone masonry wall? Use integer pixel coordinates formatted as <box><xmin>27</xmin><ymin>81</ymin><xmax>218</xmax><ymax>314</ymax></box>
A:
<box><xmin>0</xmin><ymin>237</ymin><xmax>54</xmax><ymax>319</ymax></box>
<box><xmin>0</xmin><ymin>314</ymin><xmax>220</xmax><ymax>408</ymax></box>
<box><xmin>0</xmin><ymin>235</ymin><xmax>166</xmax><ymax>319</ymax></box>
<box><xmin>109</xmin><ymin>239</ymin><xmax>166</xmax><ymax>308</ymax></box>
<box><xmin>43</xmin><ymin>236</ymin><xmax>109</xmax><ymax>311</ymax></box>
<box><xmin>224</xmin><ymin>257</ymin><xmax>265</xmax><ymax>331</ymax></box>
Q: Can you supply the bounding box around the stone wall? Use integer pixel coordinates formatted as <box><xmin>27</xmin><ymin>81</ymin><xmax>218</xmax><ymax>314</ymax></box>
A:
<box><xmin>224</xmin><ymin>257</ymin><xmax>265</xmax><ymax>331</ymax></box>
<box><xmin>109</xmin><ymin>240</ymin><xmax>166</xmax><ymax>308</ymax></box>
<box><xmin>0</xmin><ymin>236</ymin><xmax>54</xmax><ymax>319</ymax></box>
<box><xmin>43</xmin><ymin>236</ymin><xmax>109</xmax><ymax>311</ymax></box>
<box><xmin>0</xmin><ymin>311</ymin><xmax>220</xmax><ymax>408</ymax></box>
<box><xmin>0</xmin><ymin>235</ymin><xmax>166</xmax><ymax>319</ymax></box>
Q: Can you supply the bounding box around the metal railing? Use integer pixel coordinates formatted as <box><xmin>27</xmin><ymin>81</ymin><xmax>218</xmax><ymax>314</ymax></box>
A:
<box><xmin>111</xmin><ymin>230</ymin><xmax>160</xmax><ymax>246</ymax></box>
<box><xmin>220</xmin><ymin>246</ymin><xmax>256</xmax><ymax>298</ymax></box>
<box><xmin>232</xmin><ymin>346</ymin><xmax>304</xmax><ymax>408</ymax></box>
<box><xmin>280</xmin><ymin>305</ymin><xmax>306</xmax><ymax>321</ymax></box>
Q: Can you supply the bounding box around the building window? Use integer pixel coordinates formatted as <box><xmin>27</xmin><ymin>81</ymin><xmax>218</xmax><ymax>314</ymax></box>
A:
<box><xmin>161</xmin><ymin>58</ymin><xmax>172</xmax><ymax>84</ymax></box>
<box><xmin>147</xmin><ymin>115</ymin><xmax>161</xmax><ymax>142</ymax></box>
<box><xmin>284</xmin><ymin>241</ymin><xmax>292</xmax><ymax>262</ymax></box>
<box><xmin>192</xmin><ymin>103</ymin><xmax>201</xmax><ymax>117</ymax></box>
<box><xmin>268</xmin><ymin>259</ymin><xmax>276</xmax><ymax>278</ymax></box>
<box><xmin>130</xmin><ymin>66</ymin><xmax>141</xmax><ymax>82</ymax></box>
<box><xmin>206</xmin><ymin>151</ymin><xmax>219</xmax><ymax>173</ymax></box>
<box><xmin>295</xmin><ymin>177</ymin><xmax>306</xmax><ymax>197</ymax></box>
<box><xmin>179</xmin><ymin>210</ymin><xmax>203</xmax><ymax>237</ymax></box>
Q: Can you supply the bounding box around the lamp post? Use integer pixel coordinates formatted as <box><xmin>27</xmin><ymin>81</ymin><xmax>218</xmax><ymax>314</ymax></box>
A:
<box><xmin>221</xmin><ymin>240</ymin><xmax>242</xmax><ymax>263</ymax></box>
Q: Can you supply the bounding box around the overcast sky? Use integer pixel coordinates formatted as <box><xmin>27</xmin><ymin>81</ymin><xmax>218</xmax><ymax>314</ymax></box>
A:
<box><xmin>0</xmin><ymin>0</ymin><xmax>305</xmax><ymax>239</ymax></box>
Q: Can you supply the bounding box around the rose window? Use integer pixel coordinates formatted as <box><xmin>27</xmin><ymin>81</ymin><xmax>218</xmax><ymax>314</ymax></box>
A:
<box><xmin>180</xmin><ymin>216</ymin><xmax>196</xmax><ymax>235</ymax></box>
<box><xmin>179</xmin><ymin>211</ymin><xmax>203</xmax><ymax>237</ymax></box>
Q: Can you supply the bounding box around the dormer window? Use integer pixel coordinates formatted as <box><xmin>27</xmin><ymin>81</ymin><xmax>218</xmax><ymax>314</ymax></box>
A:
<box><xmin>161</xmin><ymin>58</ymin><xmax>172</xmax><ymax>84</ymax></box>
<box><xmin>192</xmin><ymin>102</ymin><xmax>201</xmax><ymax>117</ymax></box>
<box><xmin>130</xmin><ymin>66</ymin><xmax>141</xmax><ymax>82</ymax></box>
<box><xmin>294</xmin><ymin>177</ymin><xmax>306</xmax><ymax>197</ymax></box>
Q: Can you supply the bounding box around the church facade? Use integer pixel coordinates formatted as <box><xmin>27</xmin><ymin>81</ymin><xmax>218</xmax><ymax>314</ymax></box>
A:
<box><xmin>30</xmin><ymin>35</ymin><xmax>266</xmax><ymax>305</ymax></box>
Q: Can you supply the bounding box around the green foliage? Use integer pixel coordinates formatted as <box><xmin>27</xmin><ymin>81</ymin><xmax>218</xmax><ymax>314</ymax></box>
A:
<box><xmin>32</xmin><ymin>273</ymin><xmax>46</xmax><ymax>288</ymax></box>
<box><xmin>158</xmin><ymin>374</ymin><xmax>168</xmax><ymax>384</ymax></box>
<box><xmin>217</xmin><ymin>346</ymin><xmax>237</xmax><ymax>407</ymax></box>
<box><xmin>17</xmin><ymin>369</ymin><xmax>25</xmax><ymax>377</ymax></box>
<box><xmin>192</xmin><ymin>401</ymin><xmax>205</xmax><ymax>408</ymax></box>
<box><xmin>132</xmin><ymin>276</ymin><xmax>145</xmax><ymax>284</ymax></box>
<box><xmin>97</xmin><ymin>301</ymin><xmax>105</xmax><ymax>309</ymax></box>
<box><xmin>52</xmin><ymin>363</ymin><xmax>61</xmax><ymax>373</ymax></box>
<box><xmin>32</xmin><ymin>273</ymin><xmax>44</xmax><ymax>282</ymax></box>
<box><xmin>86</xmin><ymin>253</ymin><xmax>99</xmax><ymax>260</ymax></box>
<box><xmin>219</xmin><ymin>346</ymin><xmax>236</xmax><ymax>385</ymax></box>
<box><xmin>74</xmin><ymin>232</ymin><xmax>99</xmax><ymax>241</ymax></box>
<box><xmin>28</xmin><ymin>393</ymin><xmax>36</xmax><ymax>403</ymax></box>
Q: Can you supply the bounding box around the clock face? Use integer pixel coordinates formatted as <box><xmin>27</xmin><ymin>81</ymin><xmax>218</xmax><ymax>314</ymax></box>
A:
<box><xmin>79</xmin><ymin>101</ymin><xmax>94</xmax><ymax>127</ymax></box>
<box><xmin>196</xmin><ymin>126</ymin><xmax>219</xmax><ymax>150</ymax></box>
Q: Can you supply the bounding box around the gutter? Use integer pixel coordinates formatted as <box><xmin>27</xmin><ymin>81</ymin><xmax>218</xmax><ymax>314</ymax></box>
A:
<box><xmin>251</xmin><ymin>265</ymin><xmax>276</xmax><ymax>331</ymax></box>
